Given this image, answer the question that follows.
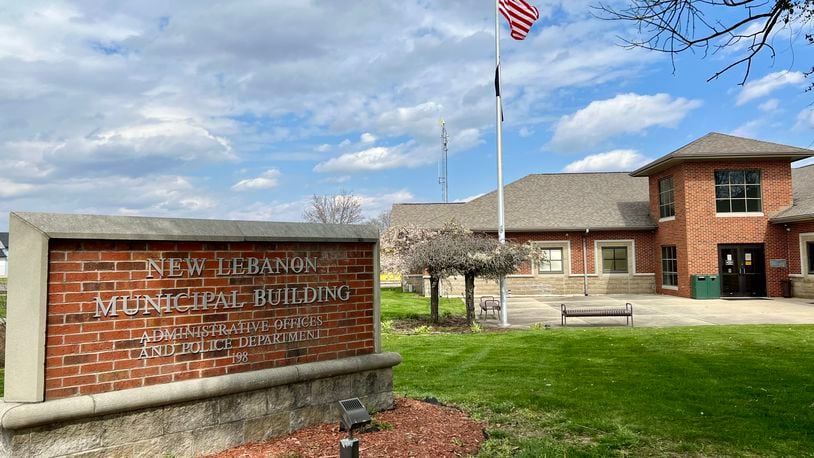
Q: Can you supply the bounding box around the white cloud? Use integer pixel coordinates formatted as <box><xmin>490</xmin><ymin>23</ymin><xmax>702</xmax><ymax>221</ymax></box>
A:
<box><xmin>227</xmin><ymin>200</ymin><xmax>307</xmax><ymax>222</ymax></box>
<box><xmin>548</xmin><ymin>94</ymin><xmax>702</xmax><ymax>152</ymax></box>
<box><xmin>0</xmin><ymin>178</ymin><xmax>35</xmax><ymax>198</ymax></box>
<box><xmin>795</xmin><ymin>107</ymin><xmax>814</xmax><ymax>129</ymax></box>
<box><xmin>0</xmin><ymin>1</ymin><xmax>713</xmax><ymax>229</ymax></box>
<box><xmin>227</xmin><ymin>189</ymin><xmax>413</xmax><ymax>222</ymax></box>
<box><xmin>231</xmin><ymin>169</ymin><xmax>282</xmax><ymax>191</ymax></box>
<box><xmin>518</xmin><ymin>127</ymin><xmax>534</xmax><ymax>138</ymax></box>
<box><xmin>450</xmin><ymin>128</ymin><xmax>482</xmax><ymax>151</ymax></box>
<box><xmin>736</xmin><ymin>71</ymin><xmax>804</xmax><ymax>106</ymax></box>
<box><xmin>357</xmin><ymin>190</ymin><xmax>414</xmax><ymax>217</ymax></box>
<box><xmin>320</xmin><ymin>175</ymin><xmax>351</xmax><ymax>184</ymax></box>
<box><xmin>314</xmin><ymin>144</ymin><xmax>415</xmax><ymax>173</ymax></box>
<box><xmin>378</xmin><ymin>102</ymin><xmax>443</xmax><ymax>137</ymax></box>
<box><xmin>563</xmin><ymin>149</ymin><xmax>651</xmax><ymax>172</ymax></box>
<box><xmin>729</xmin><ymin>120</ymin><xmax>764</xmax><ymax>138</ymax></box>
<box><xmin>758</xmin><ymin>98</ymin><xmax>780</xmax><ymax>112</ymax></box>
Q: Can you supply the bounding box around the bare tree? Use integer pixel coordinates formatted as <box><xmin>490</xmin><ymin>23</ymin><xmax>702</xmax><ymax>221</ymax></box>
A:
<box><xmin>302</xmin><ymin>190</ymin><xmax>364</xmax><ymax>224</ymax></box>
<box><xmin>366</xmin><ymin>210</ymin><xmax>392</xmax><ymax>233</ymax></box>
<box><xmin>596</xmin><ymin>1</ymin><xmax>814</xmax><ymax>85</ymax></box>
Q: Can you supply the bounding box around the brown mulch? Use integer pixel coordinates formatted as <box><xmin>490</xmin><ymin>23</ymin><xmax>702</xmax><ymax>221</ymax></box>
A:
<box><xmin>207</xmin><ymin>397</ymin><xmax>486</xmax><ymax>458</ymax></box>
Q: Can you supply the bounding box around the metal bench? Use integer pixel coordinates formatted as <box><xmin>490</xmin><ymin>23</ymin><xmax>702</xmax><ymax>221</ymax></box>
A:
<box><xmin>560</xmin><ymin>303</ymin><xmax>633</xmax><ymax>327</ymax></box>
<box><xmin>479</xmin><ymin>296</ymin><xmax>502</xmax><ymax>318</ymax></box>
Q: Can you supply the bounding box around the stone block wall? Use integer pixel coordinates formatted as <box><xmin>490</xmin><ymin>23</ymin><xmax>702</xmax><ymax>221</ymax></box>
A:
<box><xmin>791</xmin><ymin>277</ymin><xmax>814</xmax><ymax>298</ymax></box>
<box><xmin>1</xmin><ymin>368</ymin><xmax>393</xmax><ymax>457</ymax></box>
<box><xmin>422</xmin><ymin>274</ymin><xmax>656</xmax><ymax>297</ymax></box>
<box><xmin>401</xmin><ymin>274</ymin><xmax>427</xmax><ymax>296</ymax></box>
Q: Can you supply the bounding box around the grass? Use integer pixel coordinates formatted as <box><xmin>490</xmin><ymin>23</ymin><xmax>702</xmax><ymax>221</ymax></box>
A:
<box><xmin>0</xmin><ymin>276</ymin><xmax>6</xmax><ymax>318</ymax></box>
<box><xmin>380</xmin><ymin>287</ymin><xmax>464</xmax><ymax>321</ymax></box>
<box><xmin>381</xmin><ymin>290</ymin><xmax>814</xmax><ymax>456</ymax></box>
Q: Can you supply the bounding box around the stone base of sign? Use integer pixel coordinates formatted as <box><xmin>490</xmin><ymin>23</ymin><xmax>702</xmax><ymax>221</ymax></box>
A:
<box><xmin>0</xmin><ymin>352</ymin><xmax>400</xmax><ymax>457</ymax></box>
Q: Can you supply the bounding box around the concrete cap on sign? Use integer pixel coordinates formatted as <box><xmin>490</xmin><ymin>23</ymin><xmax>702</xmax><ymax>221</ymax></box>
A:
<box><xmin>10</xmin><ymin>211</ymin><xmax>379</xmax><ymax>242</ymax></box>
<box><xmin>0</xmin><ymin>352</ymin><xmax>402</xmax><ymax>430</ymax></box>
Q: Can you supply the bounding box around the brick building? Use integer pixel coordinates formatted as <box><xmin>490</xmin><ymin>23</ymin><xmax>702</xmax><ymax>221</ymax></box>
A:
<box><xmin>391</xmin><ymin>133</ymin><xmax>814</xmax><ymax>299</ymax></box>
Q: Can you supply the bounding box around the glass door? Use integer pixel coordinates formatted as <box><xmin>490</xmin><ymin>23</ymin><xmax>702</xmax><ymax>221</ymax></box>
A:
<box><xmin>718</xmin><ymin>244</ymin><xmax>766</xmax><ymax>297</ymax></box>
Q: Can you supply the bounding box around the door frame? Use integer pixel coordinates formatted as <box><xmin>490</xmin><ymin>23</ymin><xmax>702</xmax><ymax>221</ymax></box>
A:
<box><xmin>718</xmin><ymin>244</ymin><xmax>767</xmax><ymax>297</ymax></box>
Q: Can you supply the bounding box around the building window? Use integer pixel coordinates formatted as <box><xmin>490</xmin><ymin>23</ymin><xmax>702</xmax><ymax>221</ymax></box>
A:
<box><xmin>715</xmin><ymin>170</ymin><xmax>762</xmax><ymax>213</ymax></box>
<box><xmin>808</xmin><ymin>242</ymin><xmax>814</xmax><ymax>274</ymax></box>
<box><xmin>602</xmin><ymin>247</ymin><xmax>628</xmax><ymax>273</ymax></box>
<box><xmin>661</xmin><ymin>246</ymin><xmax>678</xmax><ymax>287</ymax></box>
<box><xmin>538</xmin><ymin>248</ymin><xmax>563</xmax><ymax>273</ymax></box>
<box><xmin>658</xmin><ymin>176</ymin><xmax>675</xmax><ymax>218</ymax></box>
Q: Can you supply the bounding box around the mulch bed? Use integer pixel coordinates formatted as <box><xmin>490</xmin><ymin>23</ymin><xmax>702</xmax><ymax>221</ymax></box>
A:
<box><xmin>207</xmin><ymin>397</ymin><xmax>486</xmax><ymax>458</ymax></box>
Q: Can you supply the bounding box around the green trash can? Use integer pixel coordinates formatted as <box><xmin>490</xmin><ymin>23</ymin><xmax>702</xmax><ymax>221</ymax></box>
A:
<box><xmin>706</xmin><ymin>275</ymin><xmax>720</xmax><ymax>298</ymax></box>
<box><xmin>691</xmin><ymin>275</ymin><xmax>708</xmax><ymax>299</ymax></box>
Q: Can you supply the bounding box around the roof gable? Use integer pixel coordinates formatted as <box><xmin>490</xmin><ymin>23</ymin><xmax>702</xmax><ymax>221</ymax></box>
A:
<box><xmin>631</xmin><ymin>133</ymin><xmax>814</xmax><ymax>177</ymax></box>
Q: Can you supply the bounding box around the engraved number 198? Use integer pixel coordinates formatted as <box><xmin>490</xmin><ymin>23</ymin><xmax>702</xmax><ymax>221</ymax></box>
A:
<box><xmin>232</xmin><ymin>352</ymin><xmax>248</xmax><ymax>363</ymax></box>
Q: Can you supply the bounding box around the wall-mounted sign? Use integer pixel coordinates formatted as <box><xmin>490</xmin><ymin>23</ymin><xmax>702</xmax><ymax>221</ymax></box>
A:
<box><xmin>770</xmin><ymin>259</ymin><xmax>788</xmax><ymax>268</ymax></box>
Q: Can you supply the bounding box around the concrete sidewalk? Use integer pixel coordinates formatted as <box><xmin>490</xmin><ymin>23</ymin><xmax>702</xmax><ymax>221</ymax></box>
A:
<box><xmin>478</xmin><ymin>294</ymin><xmax>814</xmax><ymax>328</ymax></box>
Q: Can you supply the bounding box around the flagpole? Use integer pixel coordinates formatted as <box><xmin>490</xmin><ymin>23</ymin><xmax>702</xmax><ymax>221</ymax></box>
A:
<box><xmin>495</xmin><ymin>0</ymin><xmax>509</xmax><ymax>327</ymax></box>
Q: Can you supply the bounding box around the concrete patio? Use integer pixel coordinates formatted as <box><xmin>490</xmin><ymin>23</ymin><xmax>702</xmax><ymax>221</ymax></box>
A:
<box><xmin>478</xmin><ymin>294</ymin><xmax>814</xmax><ymax>328</ymax></box>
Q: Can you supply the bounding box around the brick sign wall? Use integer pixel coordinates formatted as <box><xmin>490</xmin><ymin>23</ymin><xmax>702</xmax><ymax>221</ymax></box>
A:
<box><xmin>45</xmin><ymin>239</ymin><xmax>375</xmax><ymax>400</ymax></box>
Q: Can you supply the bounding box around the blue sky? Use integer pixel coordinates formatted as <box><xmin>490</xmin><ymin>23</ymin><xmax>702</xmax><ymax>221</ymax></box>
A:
<box><xmin>1</xmin><ymin>0</ymin><xmax>814</xmax><ymax>231</ymax></box>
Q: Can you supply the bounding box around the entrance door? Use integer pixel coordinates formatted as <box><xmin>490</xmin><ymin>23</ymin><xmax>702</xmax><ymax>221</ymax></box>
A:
<box><xmin>718</xmin><ymin>244</ymin><xmax>766</xmax><ymax>297</ymax></box>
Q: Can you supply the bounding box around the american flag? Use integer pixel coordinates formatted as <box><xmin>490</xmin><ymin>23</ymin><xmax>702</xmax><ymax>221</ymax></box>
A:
<box><xmin>498</xmin><ymin>0</ymin><xmax>540</xmax><ymax>40</ymax></box>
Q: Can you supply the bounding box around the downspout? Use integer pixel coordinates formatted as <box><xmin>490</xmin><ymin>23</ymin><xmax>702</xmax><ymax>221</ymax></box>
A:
<box><xmin>582</xmin><ymin>228</ymin><xmax>590</xmax><ymax>296</ymax></box>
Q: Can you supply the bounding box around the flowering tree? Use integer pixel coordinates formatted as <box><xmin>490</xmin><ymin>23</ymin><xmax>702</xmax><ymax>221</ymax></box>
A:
<box><xmin>380</xmin><ymin>221</ymin><xmax>470</xmax><ymax>272</ymax></box>
<box><xmin>383</xmin><ymin>221</ymin><xmax>538</xmax><ymax>324</ymax></box>
<box><xmin>444</xmin><ymin>235</ymin><xmax>537</xmax><ymax>325</ymax></box>
<box><xmin>406</xmin><ymin>234</ymin><xmax>464</xmax><ymax>322</ymax></box>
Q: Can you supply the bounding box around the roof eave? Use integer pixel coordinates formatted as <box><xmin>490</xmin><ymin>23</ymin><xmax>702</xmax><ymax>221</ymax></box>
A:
<box><xmin>630</xmin><ymin>153</ymin><xmax>814</xmax><ymax>177</ymax></box>
<box><xmin>769</xmin><ymin>213</ymin><xmax>814</xmax><ymax>224</ymax></box>
<box><xmin>469</xmin><ymin>225</ymin><xmax>658</xmax><ymax>232</ymax></box>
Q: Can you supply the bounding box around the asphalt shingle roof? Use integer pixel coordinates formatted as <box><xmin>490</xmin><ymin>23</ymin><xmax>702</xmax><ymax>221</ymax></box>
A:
<box><xmin>631</xmin><ymin>132</ymin><xmax>814</xmax><ymax>177</ymax></box>
<box><xmin>393</xmin><ymin>134</ymin><xmax>814</xmax><ymax>230</ymax></box>
<box><xmin>391</xmin><ymin>172</ymin><xmax>654</xmax><ymax>231</ymax></box>
<box><xmin>0</xmin><ymin>232</ymin><xmax>7</xmax><ymax>249</ymax></box>
<box><xmin>770</xmin><ymin>164</ymin><xmax>814</xmax><ymax>223</ymax></box>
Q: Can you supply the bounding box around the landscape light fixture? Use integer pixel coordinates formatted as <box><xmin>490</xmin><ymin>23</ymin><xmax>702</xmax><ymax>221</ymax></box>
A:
<box><xmin>338</xmin><ymin>397</ymin><xmax>372</xmax><ymax>458</ymax></box>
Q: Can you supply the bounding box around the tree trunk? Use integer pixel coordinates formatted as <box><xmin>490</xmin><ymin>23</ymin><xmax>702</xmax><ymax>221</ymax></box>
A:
<box><xmin>464</xmin><ymin>273</ymin><xmax>475</xmax><ymax>325</ymax></box>
<box><xmin>429</xmin><ymin>274</ymin><xmax>440</xmax><ymax>323</ymax></box>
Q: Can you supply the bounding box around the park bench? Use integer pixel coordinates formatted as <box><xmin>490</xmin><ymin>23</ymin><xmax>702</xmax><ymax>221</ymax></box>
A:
<box><xmin>560</xmin><ymin>303</ymin><xmax>633</xmax><ymax>327</ymax></box>
<box><xmin>479</xmin><ymin>296</ymin><xmax>502</xmax><ymax>318</ymax></box>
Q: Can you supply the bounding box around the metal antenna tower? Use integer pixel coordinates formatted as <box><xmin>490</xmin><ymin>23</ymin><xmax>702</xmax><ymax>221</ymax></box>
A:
<box><xmin>439</xmin><ymin>119</ymin><xmax>449</xmax><ymax>202</ymax></box>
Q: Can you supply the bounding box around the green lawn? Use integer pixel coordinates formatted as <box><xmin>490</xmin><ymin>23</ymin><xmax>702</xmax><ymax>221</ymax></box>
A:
<box><xmin>381</xmin><ymin>290</ymin><xmax>814</xmax><ymax>456</ymax></box>
<box><xmin>380</xmin><ymin>287</ymin><xmax>464</xmax><ymax>321</ymax></box>
<box><xmin>0</xmin><ymin>276</ymin><xmax>6</xmax><ymax>318</ymax></box>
